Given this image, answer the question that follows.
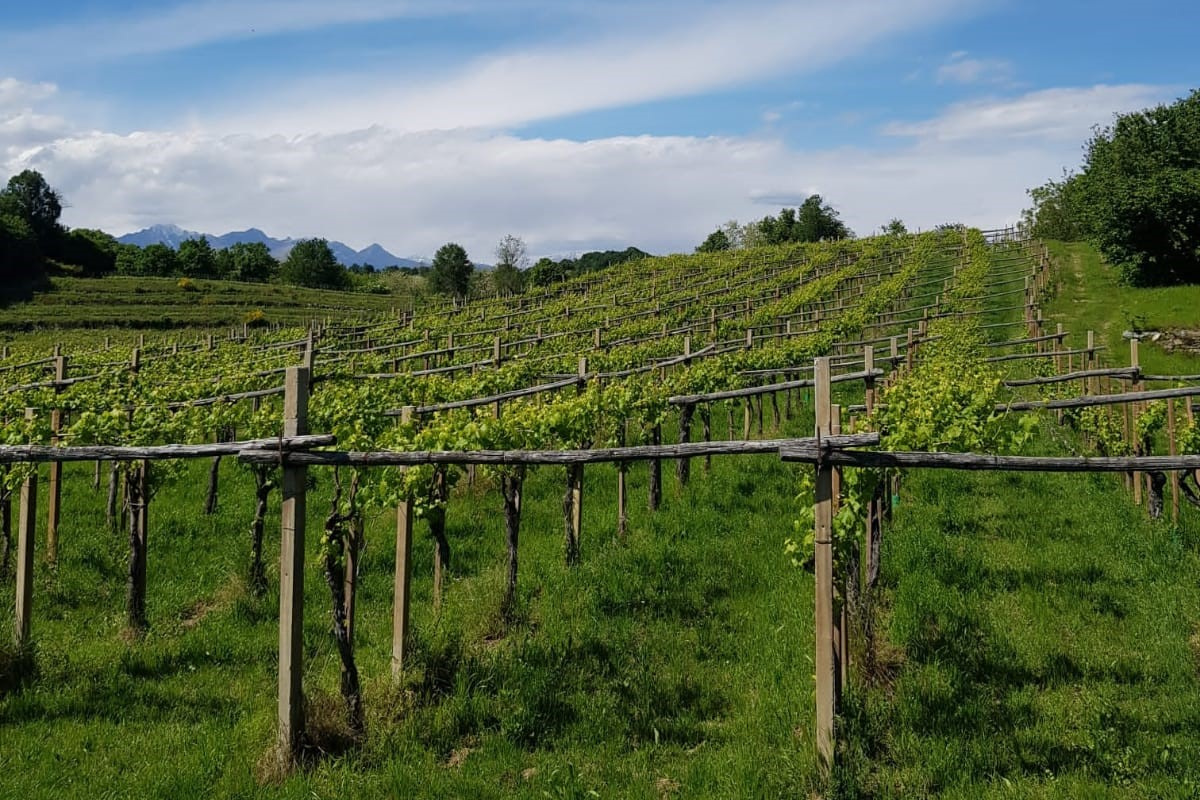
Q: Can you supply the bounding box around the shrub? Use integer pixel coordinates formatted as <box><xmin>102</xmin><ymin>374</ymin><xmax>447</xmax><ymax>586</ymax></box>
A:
<box><xmin>243</xmin><ymin>309</ymin><xmax>268</xmax><ymax>328</ymax></box>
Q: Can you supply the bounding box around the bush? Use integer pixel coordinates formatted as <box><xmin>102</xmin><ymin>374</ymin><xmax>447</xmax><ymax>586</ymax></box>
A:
<box><xmin>243</xmin><ymin>309</ymin><xmax>268</xmax><ymax>328</ymax></box>
<box><xmin>177</xmin><ymin>277</ymin><xmax>198</xmax><ymax>292</ymax></box>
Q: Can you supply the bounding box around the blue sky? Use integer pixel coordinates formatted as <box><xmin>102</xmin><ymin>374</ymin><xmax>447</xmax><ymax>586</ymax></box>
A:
<box><xmin>0</xmin><ymin>0</ymin><xmax>1195</xmax><ymax>260</ymax></box>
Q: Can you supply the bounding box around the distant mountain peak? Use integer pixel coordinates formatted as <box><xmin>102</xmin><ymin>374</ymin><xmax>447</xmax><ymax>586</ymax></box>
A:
<box><xmin>117</xmin><ymin>224</ymin><xmax>425</xmax><ymax>268</ymax></box>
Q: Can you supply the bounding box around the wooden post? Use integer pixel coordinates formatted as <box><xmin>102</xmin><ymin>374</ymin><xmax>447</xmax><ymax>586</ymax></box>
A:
<box><xmin>1086</xmin><ymin>330</ymin><xmax>1096</xmax><ymax>396</ymax></box>
<box><xmin>278</xmin><ymin>366</ymin><xmax>309</xmax><ymax>760</ymax></box>
<box><xmin>14</xmin><ymin>409</ymin><xmax>37</xmax><ymax>649</ymax></box>
<box><xmin>864</xmin><ymin>346</ymin><xmax>876</xmax><ymax>416</ymax></box>
<box><xmin>831</xmin><ymin>404</ymin><xmax>848</xmax><ymax>696</ymax></box>
<box><xmin>392</xmin><ymin>479</ymin><xmax>414</xmax><ymax>679</ymax></box>
<box><xmin>1054</xmin><ymin>323</ymin><xmax>1064</xmax><ymax>374</ymax></box>
<box><xmin>566</xmin><ymin>358</ymin><xmax>587</xmax><ymax>564</ymax></box>
<box><xmin>813</xmin><ymin>357</ymin><xmax>836</xmax><ymax>771</ymax></box>
<box><xmin>906</xmin><ymin>329</ymin><xmax>915</xmax><ymax>372</ymax></box>
<box><xmin>1168</xmin><ymin>399</ymin><xmax>1180</xmax><ymax>524</ymax></box>
<box><xmin>1131</xmin><ymin>339</ymin><xmax>1142</xmax><ymax>505</ymax></box>
<box><xmin>47</xmin><ymin>355</ymin><xmax>66</xmax><ymax>565</ymax></box>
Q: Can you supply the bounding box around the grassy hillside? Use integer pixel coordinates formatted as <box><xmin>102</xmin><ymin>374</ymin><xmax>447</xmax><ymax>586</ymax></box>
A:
<box><xmin>0</xmin><ymin>275</ymin><xmax>408</xmax><ymax>331</ymax></box>
<box><xmin>1044</xmin><ymin>241</ymin><xmax>1200</xmax><ymax>376</ymax></box>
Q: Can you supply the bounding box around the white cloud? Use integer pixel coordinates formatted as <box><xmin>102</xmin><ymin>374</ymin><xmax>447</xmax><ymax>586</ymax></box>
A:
<box><xmin>216</xmin><ymin>0</ymin><xmax>969</xmax><ymax>135</ymax></box>
<box><xmin>935</xmin><ymin>51</ymin><xmax>1013</xmax><ymax>85</ymax></box>
<box><xmin>2</xmin><ymin>70</ymin><xmax>1175</xmax><ymax>263</ymax></box>
<box><xmin>883</xmin><ymin>84</ymin><xmax>1171</xmax><ymax>143</ymax></box>
<box><xmin>0</xmin><ymin>1</ymin><xmax>484</xmax><ymax>66</ymax></box>
<box><xmin>0</xmin><ymin>77</ymin><xmax>57</xmax><ymax>109</ymax></box>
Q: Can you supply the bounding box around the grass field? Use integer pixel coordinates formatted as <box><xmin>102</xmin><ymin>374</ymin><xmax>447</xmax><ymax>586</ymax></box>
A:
<box><xmin>0</xmin><ymin>275</ymin><xmax>408</xmax><ymax>332</ymax></box>
<box><xmin>0</xmin><ymin>407</ymin><xmax>831</xmax><ymax>799</ymax></box>
<box><xmin>2</xmin><ymin>241</ymin><xmax>1200</xmax><ymax>798</ymax></box>
<box><xmin>1044</xmin><ymin>241</ymin><xmax>1200</xmax><ymax>377</ymax></box>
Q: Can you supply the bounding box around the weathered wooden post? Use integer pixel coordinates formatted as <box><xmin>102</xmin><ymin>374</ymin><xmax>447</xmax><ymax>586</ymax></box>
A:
<box><xmin>863</xmin><ymin>346</ymin><xmax>876</xmax><ymax>416</ymax></box>
<box><xmin>1086</xmin><ymin>330</ymin><xmax>1096</xmax><ymax>396</ymax></box>
<box><xmin>813</xmin><ymin>357</ymin><xmax>836</xmax><ymax>771</ymax></box>
<box><xmin>1168</xmin><ymin>399</ymin><xmax>1180</xmax><ymax>523</ymax></box>
<box><xmin>278</xmin><ymin>366</ymin><xmax>309</xmax><ymax>761</ymax></box>
<box><xmin>676</xmin><ymin>337</ymin><xmax>694</xmax><ymax>488</ymax></box>
<box><xmin>565</xmin><ymin>358</ymin><xmax>587</xmax><ymax>565</ymax></box>
<box><xmin>1131</xmin><ymin>339</ymin><xmax>1142</xmax><ymax>505</ymax></box>
<box><xmin>392</xmin><ymin>409</ymin><xmax>415</xmax><ymax>679</ymax></box>
<box><xmin>14</xmin><ymin>408</ymin><xmax>37</xmax><ymax>650</ymax></box>
<box><xmin>47</xmin><ymin>356</ymin><xmax>66</xmax><ymax>564</ymax></box>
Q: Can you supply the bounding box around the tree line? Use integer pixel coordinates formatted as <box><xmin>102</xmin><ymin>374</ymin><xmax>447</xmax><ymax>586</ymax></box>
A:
<box><xmin>695</xmin><ymin>194</ymin><xmax>854</xmax><ymax>253</ymax></box>
<box><xmin>1022</xmin><ymin>88</ymin><xmax>1200</xmax><ymax>285</ymax></box>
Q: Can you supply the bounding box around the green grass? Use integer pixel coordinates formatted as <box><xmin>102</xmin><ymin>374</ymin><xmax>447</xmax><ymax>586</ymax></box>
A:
<box><xmin>0</xmin><ymin>275</ymin><xmax>407</xmax><ymax>331</ymax></box>
<box><xmin>3</xmin><ymin>240</ymin><xmax>1200</xmax><ymax>798</ymax></box>
<box><xmin>1044</xmin><ymin>241</ymin><xmax>1200</xmax><ymax>376</ymax></box>
<box><xmin>0</xmin><ymin>406</ymin><xmax>829</xmax><ymax>799</ymax></box>
<box><xmin>838</xmin><ymin>461</ymin><xmax>1200</xmax><ymax>798</ymax></box>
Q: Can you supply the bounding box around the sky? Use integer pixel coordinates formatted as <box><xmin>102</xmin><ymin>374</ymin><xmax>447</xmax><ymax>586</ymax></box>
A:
<box><xmin>0</xmin><ymin>0</ymin><xmax>1195</xmax><ymax>261</ymax></box>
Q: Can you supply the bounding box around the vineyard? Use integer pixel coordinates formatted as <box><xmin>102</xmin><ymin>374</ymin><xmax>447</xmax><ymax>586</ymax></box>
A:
<box><xmin>2</xmin><ymin>229</ymin><xmax>1200</xmax><ymax>797</ymax></box>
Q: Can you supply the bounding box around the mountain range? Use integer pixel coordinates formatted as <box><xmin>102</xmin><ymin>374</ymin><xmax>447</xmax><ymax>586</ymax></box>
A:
<box><xmin>116</xmin><ymin>224</ymin><xmax>426</xmax><ymax>269</ymax></box>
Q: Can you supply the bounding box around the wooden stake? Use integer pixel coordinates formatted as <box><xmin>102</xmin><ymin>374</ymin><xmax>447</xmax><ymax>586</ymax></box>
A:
<box><xmin>47</xmin><ymin>356</ymin><xmax>66</xmax><ymax>564</ymax></box>
<box><xmin>278</xmin><ymin>366</ymin><xmax>309</xmax><ymax>759</ymax></box>
<box><xmin>14</xmin><ymin>409</ymin><xmax>37</xmax><ymax>649</ymax></box>
<box><xmin>864</xmin><ymin>346</ymin><xmax>876</xmax><ymax>416</ymax></box>
<box><xmin>392</xmin><ymin>488</ymin><xmax>414</xmax><ymax>679</ymax></box>
<box><xmin>1168</xmin><ymin>399</ymin><xmax>1179</xmax><ymax>523</ymax></box>
<box><xmin>813</xmin><ymin>357</ymin><xmax>836</xmax><ymax>772</ymax></box>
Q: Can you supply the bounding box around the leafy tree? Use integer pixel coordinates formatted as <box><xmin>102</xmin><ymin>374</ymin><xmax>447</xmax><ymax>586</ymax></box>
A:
<box><xmin>0</xmin><ymin>169</ymin><xmax>63</xmax><ymax>245</ymax></box>
<box><xmin>1069</xmin><ymin>89</ymin><xmax>1200</xmax><ymax>285</ymax></box>
<box><xmin>696</xmin><ymin>229</ymin><xmax>731</xmax><ymax>253</ymax></box>
<box><xmin>492</xmin><ymin>263</ymin><xmax>525</xmax><ymax>295</ymax></box>
<box><xmin>0</xmin><ymin>213</ymin><xmax>41</xmax><ymax>283</ymax></box>
<box><xmin>1020</xmin><ymin>171</ymin><xmax>1083</xmax><ymax>241</ymax></box>
<box><xmin>754</xmin><ymin>196</ymin><xmax>851</xmax><ymax>246</ymax></box>
<box><xmin>226</xmin><ymin>241</ymin><xmax>278</xmax><ymax>282</ymax></box>
<box><xmin>178</xmin><ymin>236</ymin><xmax>217</xmax><ymax>278</ymax></box>
<box><xmin>281</xmin><ymin>238</ymin><xmax>348</xmax><ymax>289</ymax></box>
<box><xmin>429</xmin><ymin>242</ymin><xmax>473</xmax><ymax>298</ymax></box>
<box><xmin>795</xmin><ymin>195</ymin><xmax>851</xmax><ymax>242</ymax></box>
<box><xmin>136</xmin><ymin>243</ymin><xmax>180</xmax><ymax>277</ymax></box>
<box><xmin>61</xmin><ymin>228</ymin><xmax>119</xmax><ymax>276</ymax></box>
<box><xmin>883</xmin><ymin>218</ymin><xmax>908</xmax><ymax>236</ymax></box>
<box><xmin>114</xmin><ymin>243</ymin><xmax>142</xmax><ymax>276</ymax></box>
<box><xmin>529</xmin><ymin>256</ymin><xmax>567</xmax><ymax>287</ymax></box>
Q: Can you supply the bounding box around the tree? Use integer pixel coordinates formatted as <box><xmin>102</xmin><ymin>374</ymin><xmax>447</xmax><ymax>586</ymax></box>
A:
<box><xmin>226</xmin><ymin>241</ymin><xmax>277</xmax><ymax>283</ymax></box>
<box><xmin>1020</xmin><ymin>171</ymin><xmax>1083</xmax><ymax>241</ymax></box>
<box><xmin>1078</xmin><ymin>88</ymin><xmax>1200</xmax><ymax>284</ymax></box>
<box><xmin>494</xmin><ymin>234</ymin><xmax>528</xmax><ymax>271</ymax></box>
<box><xmin>794</xmin><ymin>195</ymin><xmax>851</xmax><ymax>242</ymax></box>
<box><xmin>178</xmin><ymin>236</ymin><xmax>217</xmax><ymax>278</ymax></box>
<box><xmin>0</xmin><ymin>213</ymin><xmax>41</xmax><ymax>284</ymax></box>
<box><xmin>492</xmin><ymin>234</ymin><xmax>528</xmax><ymax>296</ymax></box>
<box><xmin>696</xmin><ymin>229</ymin><xmax>731</xmax><ymax>253</ymax></box>
<box><xmin>136</xmin><ymin>243</ymin><xmax>180</xmax><ymax>277</ymax></box>
<box><xmin>492</xmin><ymin>263</ymin><xmax>525</xmax><ymax>295</ymax></box>
<box><xmin>280</xmin><ymin>238</ymin><xmax>348</xmax><ymax>289</ymax></box>
<box><xmin>428</xmin><ymin>242</ymin><xmax>473</xmax><ymax>298</ymax></box>
<box><xmin>0</xmin><ymin>169</ymin><xmax>63</xmax><ymax>245</ymax></box>
<box><xmin>883</xmin><ymin>218</ymin><xmax>907</xmax><ymax>236</ymax></box>
<box><xmin>753</xmin><ymin>197</ymin><xmax>852</xmax><ymax>246</ymax></box>
<box><xmin>62</xmin><ymin>228</ymin><xmax>119</xmax><ymax>276</ymax></box>
<box><xmin>529</xmin><ymin>256</ymin><xmax>567</xmax><ymax>287</ymax></box>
